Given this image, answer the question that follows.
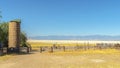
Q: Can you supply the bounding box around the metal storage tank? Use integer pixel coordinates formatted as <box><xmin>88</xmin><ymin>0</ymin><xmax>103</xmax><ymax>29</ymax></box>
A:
<box><xmin>8</xmin><ymin>19</ymin><xmax>21</xmax><ymax>52</ymax></box>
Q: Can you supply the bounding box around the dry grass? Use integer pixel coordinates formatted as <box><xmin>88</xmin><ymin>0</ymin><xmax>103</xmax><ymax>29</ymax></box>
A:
<box><xmin>44</xmin><ymin>49</ymin><xmax>120</xmax><ymax>55</ymax></box>
<box><xmin>28</xmin><ymin>42</ymin><xmax>95</xmax><ymax>48</ymax></box>
<box><xmin>27</xmin><ymin>42</ymin><xmax>120</xmax><ymax>68</ymax></box>
<box><xmin>0</xmin><ymin>55</ymin><xmax>13</xmax><ymax>61</ymax></box>
<box><xmin>41</xmin><ymin>49</ymin><xmax>120</xmax><ymax>68</ymax></box>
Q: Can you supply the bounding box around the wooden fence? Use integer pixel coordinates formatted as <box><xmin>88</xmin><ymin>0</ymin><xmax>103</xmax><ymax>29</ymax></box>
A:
<box><xmin>39</xmin><ymin>44</ymin><xmax>120</xmax><ymax>53</ymax></box>
<box><xmin>0</xmin><ymin>47</ymin><xmax>8</xmax><ymax>56</ymax></box>
<box><xmin>0</xmin><ymin>47</ymin><xmax>32</xmax><ymax>56</ymax></box>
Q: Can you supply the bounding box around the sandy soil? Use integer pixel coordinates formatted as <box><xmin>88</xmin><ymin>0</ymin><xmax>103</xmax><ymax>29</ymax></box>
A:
<box><xmin>0</xmin><ymin>51</ymin><xmax>120</xmax><ymax>68</ymax></box>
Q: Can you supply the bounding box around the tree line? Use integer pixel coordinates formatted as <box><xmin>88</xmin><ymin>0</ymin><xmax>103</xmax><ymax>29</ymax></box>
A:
<box><xmin>0</xmin><ymin>12</ymin><xmax>29</xmax><ymax>48</ymax></box>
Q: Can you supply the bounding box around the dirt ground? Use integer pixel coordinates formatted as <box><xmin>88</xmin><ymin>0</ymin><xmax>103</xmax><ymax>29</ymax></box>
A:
<box><xmin>0</xmin><ymin>51</ymin><xmax>120</xmax><ymax>68</ymax></box>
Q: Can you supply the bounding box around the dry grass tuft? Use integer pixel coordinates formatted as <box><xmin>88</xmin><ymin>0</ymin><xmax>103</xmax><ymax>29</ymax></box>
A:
<box><xmin>0</xmin><ymin>55</ymin><xmax>13</xmax><ymax>61</ymax></box>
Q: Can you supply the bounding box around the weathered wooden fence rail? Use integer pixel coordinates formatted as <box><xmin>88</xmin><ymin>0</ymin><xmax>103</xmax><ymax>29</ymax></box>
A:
<box><xmin>20</xmin><ymin>47</ymin><xmax>31</xmax><ymax>53</ymax></box>
<box><xmin>39</xmin><ymin>44</ymin><xmax>120</xmax><ymax>53</ymax></box>
<box><xmin>0</xmin><ymin>47</ymin><xmax>32</xmax><ymax>56</ymax></box>
<box><xmin>0</xmin><ymin>47</ymin><xmax>8</xmax><ymax>56</ymax></box>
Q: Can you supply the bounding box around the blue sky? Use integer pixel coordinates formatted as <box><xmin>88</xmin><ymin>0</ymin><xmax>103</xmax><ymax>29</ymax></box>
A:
<box><xmin>0</xmin><ymin>0</ymin><xmax>120</xmax><ymax>36</ymax></box>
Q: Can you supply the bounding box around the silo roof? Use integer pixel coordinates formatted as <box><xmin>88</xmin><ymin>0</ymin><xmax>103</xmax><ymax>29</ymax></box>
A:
<box><xmin>10</xmin><ymin>19</ymin><xmax>21</xmax><ymax>23</ymax></box>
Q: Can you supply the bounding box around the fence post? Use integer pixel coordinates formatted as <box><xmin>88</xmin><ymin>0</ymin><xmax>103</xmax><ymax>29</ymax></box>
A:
<box><xmin>94</xmin><ymin>46</ymin><xmax>96</xmax><ymax>50</ymax></box>
<box><xmin>99</xmin><ymin>46</ymin><xmax>102</xmax><ymax>50</ymax></box>
<box><xmin>87</xmin><ymin>42</ymin><xmax>90</xmax><ymax>50</ymax></box>
<box><xmin>0</xmin><ymin>48</ymin><xmax>3</xmax><ymax>56</ymax></box>
<box><xmin>27</xmin><ymin>47</ymin><xmax>29</xmax><ymax>53</ymax></box>
<box><xmin>50</xmin><ymin>47</ymin><xmax>53</xmax><ymax>53</ymax></box>
<box><xmin>84</xmin><ymin>46</ymin><xmax>87</xmax><ymax>51</ymax></box>
<box><xmin>63</xmin><ymin>46</ymin><xmax>65</xmax><ymax>52</ymax></box>
<box><xmin>84</xmin><ymin>43</ymin><xmax>86</xmax><ymax>51</ymax></box>
<box><xmin>29</xmin><ymin>47</ymin><xmax>32</xmax><ymax>52</ymax></box>
<box><xmin>40</xmin><ymin>47</ymin><xmax>42</xmax><ymax>53</ymax></box>
<box><xmin>75</xmin><ymin>45</ymin><xmax>79</xmax><ymax>51</ymax></box>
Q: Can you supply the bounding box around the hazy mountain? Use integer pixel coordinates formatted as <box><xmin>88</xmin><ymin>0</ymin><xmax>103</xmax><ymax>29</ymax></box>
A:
<box><xmin>29</xmin><ymin>35</ymin><xmax>120</xmax><ymax>40</ymax></box>
<box><xmin>29</xmin><ymin>35</ymin><xmax>120</xmax><ymax>41</ymax></box>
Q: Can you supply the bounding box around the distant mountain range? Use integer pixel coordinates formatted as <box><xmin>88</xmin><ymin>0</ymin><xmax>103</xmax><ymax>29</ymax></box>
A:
<box><xmin>29</xmin><ymin>35</ymin><xmax>120</xmax><ymax>41</ymax></box>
